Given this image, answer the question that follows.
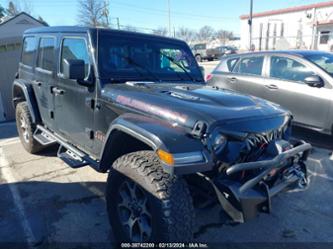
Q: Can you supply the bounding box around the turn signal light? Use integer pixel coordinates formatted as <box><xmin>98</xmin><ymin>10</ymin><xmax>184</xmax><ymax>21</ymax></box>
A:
<box><xmin>206</xmin><ymin>74</ymin><xmax>213</xmax><ymax>81</ymax></box>
<box><xmin>157</xmin><ymin>149</ymin><xmax>174</xmax><ymax>166</ymax></box>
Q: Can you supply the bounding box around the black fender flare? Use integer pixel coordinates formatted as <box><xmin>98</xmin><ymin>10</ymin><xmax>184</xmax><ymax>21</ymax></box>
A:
<box><xmin>12</xmin><ymin>79</ymin><xmax>41</xmax><ymax>123</ymax></box>
<box><xmin>99</xmin><ymin>113</ymin><xmax>212</xmax><ymax>174</ymax></box>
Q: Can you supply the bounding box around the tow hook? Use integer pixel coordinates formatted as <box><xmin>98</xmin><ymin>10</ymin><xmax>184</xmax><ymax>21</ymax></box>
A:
<box><xmin>283</xmin><ymin>166</ymin><xmax>308</xmax><ymax>189</ymax></box>
<box><xmin>296</xmin><ymin>170</ymin><xmax>308</xmax><ymax>189</ymax></box>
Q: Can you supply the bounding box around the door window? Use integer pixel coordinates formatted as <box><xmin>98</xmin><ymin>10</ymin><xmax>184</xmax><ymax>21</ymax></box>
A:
<box><xmin>37</xmin><ymin>37</ymin><xmax>55</xmax><ymax>72</ymax></box>
<box><xmin>215</xmin><ymin>57</ymin><xmax>239</xmax><ymax>73</ymax></box>
<box><xmin>21</xmin><ymin>37</ymin><xmax>37</xmax><ymax>67</ymax></box>
<box><xmin>60</xmin><ymin>38</ymin><xmax>90</xmax><ymax>77</ymax></box>
<box><xmin>270</xmin><ymin>56</ymin><xmax>315</xmax><ymax>82</ymax></box>
<box><xmin>236</xmin><ymin>56</ymin><xmax>264</xmax><ymax>76</ymax></box>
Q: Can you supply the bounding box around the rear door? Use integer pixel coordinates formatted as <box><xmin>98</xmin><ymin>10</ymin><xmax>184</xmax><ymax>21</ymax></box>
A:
<box><xmin>264</xmin><ymin>55</ymin><xmax>331</xmax><ymax>129</ymax></box>
<box><xmin>228</xmin><ymin>55</ymin><xmax>267</xmax><ymax>99</ymax></box>
<box><xmin>54</xmin><ymin>35</ymin><xmax>95</xmax><ymax>151</ymax></box>
<box><xmin>33</xmin><ymin>36</ymin><xmax>56</xmax><ymax>129</ymax></box>
<box><xmin>209</xmin><ymin>56</ymin><xmax>240</xmax><ymax>89</ymax></box>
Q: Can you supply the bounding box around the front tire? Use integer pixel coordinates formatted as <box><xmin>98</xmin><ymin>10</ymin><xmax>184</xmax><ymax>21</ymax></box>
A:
<box><xmin>106</xmin><ymin>151</ymin><xmax>194</xmax><ymax>242</ymax></box>
<box><xmin>15</xmin><ymin>102</ymin><xmax>43</xmax><ymax>153</ymax></box>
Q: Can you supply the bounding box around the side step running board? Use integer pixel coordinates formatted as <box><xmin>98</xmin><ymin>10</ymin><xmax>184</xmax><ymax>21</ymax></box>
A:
<box><xmin>34</xmin><ymin>125</ymin><xmax>101</xmax><ymax>171</ymax></box>
<box><xmin>57</xmin><ymin>145</ymin><xmax>89</xmax><ymax>168</ymax></box>
<box><xmin>33</xmin><ymin>129</ymin><xmax>57</xmax><ymax>146</ymax></box>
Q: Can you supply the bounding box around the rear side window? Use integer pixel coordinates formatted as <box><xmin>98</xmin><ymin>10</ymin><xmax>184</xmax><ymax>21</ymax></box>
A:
<box><xmin>37</xmin><ymin>37</ymin><xmax>55</xmax><ymax>72</ymax></box>
<box><xmin>214</xmin><ymin>57</ymin><xmax>239</xmax><ymax>73</ymax></box>
<box><xmin>194</xmin><ymin>44</ymin><xmax>206</xmax><ymax>50</ymax></box>
<box><xmin>60</xmin><ymin>38</ymin><xmax>90</xmax><ymax>77</ymax></box>
<box><xmin>236</xmin><ymin>56</ymin><xmax>264</xmax><ymax>76</ymax></box>
<box><xmin>21</xmin><ymin>37</ymin><xmax>37</xmax><ymax>67</ymax></box>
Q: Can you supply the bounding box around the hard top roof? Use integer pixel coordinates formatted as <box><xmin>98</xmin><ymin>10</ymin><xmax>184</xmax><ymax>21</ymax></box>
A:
<box><xmin>24</xmin><ymin>26</ymin><xmax>185</xmax><ymax>43</ymax></box>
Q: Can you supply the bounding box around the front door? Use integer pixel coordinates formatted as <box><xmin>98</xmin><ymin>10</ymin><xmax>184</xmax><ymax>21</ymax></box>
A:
<box><xmin>54</xmin><ymin>35</ymin><xmax>95</xmax><ymax>151</ymax></box>
<box><xmin>264</xmin><ymin>55</ymin><xmax>330</xmax><ymax>129</ymax></box>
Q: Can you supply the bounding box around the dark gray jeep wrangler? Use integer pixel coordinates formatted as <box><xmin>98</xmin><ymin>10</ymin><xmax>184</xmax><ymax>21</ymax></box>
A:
<box><xmin>13</xmin><ymin>26</ymin><xmax>311</xmax><ymax>243</ymax></box>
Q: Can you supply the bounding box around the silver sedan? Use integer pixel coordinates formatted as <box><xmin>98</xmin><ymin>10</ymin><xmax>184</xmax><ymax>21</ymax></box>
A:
<box><xmin>207</xmin><ymin>50</ymin><xmax>333</xmax><ymax>135</ymax></box>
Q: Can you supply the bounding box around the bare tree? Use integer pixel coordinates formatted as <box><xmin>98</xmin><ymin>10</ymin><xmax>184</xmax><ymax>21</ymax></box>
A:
<box><xmin>78</xmin><ymin>0</ymin><xmax>109</xmax><ymax>27</ymax></box>
<box><xmin>0</xmin><ymin>4</ymin><xmax>5</xmax><ymax>18</ymax></box>
<box><xmin>153</xmin><ymin>27</ymin><xmax>168</xmax><ymax>37</ymax></box>
<box><xmin>6</xmin><ymin>1</ymin><xmax>19</xmax><ymax>16</ymax></box>
<box><xmin>196</xmin><ymin>25</ymin><xmax>215</xmax><ymax>42</ymax></box>
<box><xmin>6</xmin><ymin>0</ymin><xmax>33</xmax><ymax>16</ymax></box>
<box><xmin>215</xmin><ymin>29</ymin><xmax>234</xmax><ymax>44</ymax></box>
<box><xmin>176</xmin><ymin>27</ymin><xmax>196</xmax><ymax>43</ymax></box>
<box><xmin>122</xmin><ymin>25</ymin><xmax>138</xmax><ymax>32</ymax></box>
<box><xmin>38</xmin><ymin>16</ymin><xmax>48</xmax><ymax>26</ymax></box>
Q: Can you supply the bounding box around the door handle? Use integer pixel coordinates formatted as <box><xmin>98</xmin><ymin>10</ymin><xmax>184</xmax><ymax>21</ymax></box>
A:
<box><xmin>265</xmin><ymin>84</ymin><xmax>279</xmax><ymax>90</ymax></box>
<box><xmin>228</xmin><ymin>77</ymin><xmax>237</xmax><ymax>83</ymax></box>
<box><xmin>31</xmin><ymin>80</ymin><xmax>42</xmax><ymax>86</ymax></box>
<box><xmin>52</xmin><ymin>87</ymin><xmax>65</xmax><ymax>95</ymax></box>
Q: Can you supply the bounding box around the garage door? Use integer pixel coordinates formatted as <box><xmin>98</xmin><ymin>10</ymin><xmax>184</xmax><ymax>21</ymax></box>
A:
<box><xmin>0</xmin><ymin>93</ymin><xmax>5</xmax><ymax>122</ymax></box>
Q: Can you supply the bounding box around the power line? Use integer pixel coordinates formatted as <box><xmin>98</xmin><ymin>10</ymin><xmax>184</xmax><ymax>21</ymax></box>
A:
<box><xmin>109</xmin><ymin>1</ymin><xmax>236</xmax><ymax>20</ymax></box>
<box><xmin>28</xmin><ymin>0</ymin><xmax>237</xmax><ymax>21</ymax></box>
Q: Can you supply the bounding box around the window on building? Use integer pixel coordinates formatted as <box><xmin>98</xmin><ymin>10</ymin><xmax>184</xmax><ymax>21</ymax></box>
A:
<box><xmin>270</xmin><ymin>56</ymin><xmax>315</xmax><ymax>82</ymax></box>
<box><xmin>21</xmin><ymin>37</ymin><xmax>37</xmax><ymax>66</ymax></box>
<box><xmin>236</xmin><ymin>56</ymin><xmax>264</xmax><ymax>76</ymax></box>
<box><xmin>320</xmin><ymin>31</ymin><xmax>330</xmax><ymax>44</ymax></box>
<box><xmin>37</xmin><ymin>37</ymin><xmax>55</xmax><ymax>72</ymax></box>
<box><xmin>60</xmin><ymin>38</ymin><xmax>90</xmax><ymax>77</ymax></box>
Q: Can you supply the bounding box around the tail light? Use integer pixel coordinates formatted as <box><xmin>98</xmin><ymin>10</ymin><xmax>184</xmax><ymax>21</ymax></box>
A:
<box><xmin>206</xmin><ymin>74</ymin><xmax>213</xmax><ymax>81</ymax></box>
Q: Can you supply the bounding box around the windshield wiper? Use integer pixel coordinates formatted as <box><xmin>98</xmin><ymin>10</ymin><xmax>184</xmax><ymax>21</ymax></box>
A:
<box><xmin>118</xmin><ymin>54</ymin><xmax>161</xmax><ymax>82</ymax></box>
<box><xmin>159</xmin><ymin>51</ymin><xmax>197</xmax><ymax>82</ymax></box>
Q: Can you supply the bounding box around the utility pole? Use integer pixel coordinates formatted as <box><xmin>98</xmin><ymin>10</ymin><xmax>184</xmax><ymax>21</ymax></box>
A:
<box><xmin>248</xmin><ymin>0</ymin><xmax>253</xmax><ymax>50</ymax></box>
<box><xmin>167</xmin><ymin>0</ymin><xmax>171</xmax><ymax>36</ymax></box>
<box><xmin>116</xmin><ymin>17</ymin><xmax>120</xmax><ymax>30</ymax></box>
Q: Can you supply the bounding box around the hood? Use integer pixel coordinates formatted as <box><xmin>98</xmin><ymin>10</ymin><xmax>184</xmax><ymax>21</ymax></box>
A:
<box><xmin>101</xmin><ymin>82</ymin><xmax>290</xmax><ymax>134</ymax></box>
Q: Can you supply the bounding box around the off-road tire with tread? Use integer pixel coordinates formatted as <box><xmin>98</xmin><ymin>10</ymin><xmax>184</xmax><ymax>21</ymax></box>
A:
<box><xmin>15</xmin><ymin>102</ymin><xmax>43</xmax><ymax>154</ymax></box>
<box><xmin>106</xmin><ymin>150</ymin><xmax>194</xmax><ymax>242</ymax></box>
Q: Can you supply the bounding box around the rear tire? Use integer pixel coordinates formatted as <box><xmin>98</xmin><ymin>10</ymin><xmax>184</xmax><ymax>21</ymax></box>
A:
<box><xmin>106</xmin><ymin>150</ymin><xmax>194</xmax><ymax>242</ymax></box>
<box><xmin>195</xmin><ymin>54</ymin><xmax>202</xmax><ymax>62</ymax></box>
<box><xmin>15</xmin><ymin>102</ymin><xmax>43</xmax><ymax>154</ymax></box>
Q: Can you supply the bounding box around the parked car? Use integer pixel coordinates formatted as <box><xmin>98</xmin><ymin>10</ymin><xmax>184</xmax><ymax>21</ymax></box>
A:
<box><xmin>206</xmin><ymin>46</ymin><xmax>238</xmax><ymax>60</ymax></box>
<box><xmin>207</xmin><ymin>50</ymin><xmax>333</xmax><ymax>135</ymax></box>
<box><xmin>13</xmin><ymin>27</ymin><xmax>311</xmax><ymax>243</ymax></box>
<box><xmin>191</xmin><ymin>43</ymin><xmax>208</xmax><ymax>62</ymax></box>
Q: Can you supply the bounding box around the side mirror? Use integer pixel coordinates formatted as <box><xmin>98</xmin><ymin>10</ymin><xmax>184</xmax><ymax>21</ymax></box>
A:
<box><xmin>304</xmin><ymin>75</ymin><xmax>324</xmax><ymax>88</ymax></box>
<box><xmin>63</xmin><ymin>59</ymin><xmax>85</xmax><ymax>81</ymax></box>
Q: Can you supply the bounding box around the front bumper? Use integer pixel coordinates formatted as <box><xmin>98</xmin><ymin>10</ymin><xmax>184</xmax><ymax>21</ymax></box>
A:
<box><xmin>209</xmin><ymin>141</ymin><xmax>312</xmax><ymax>223</ymax></box>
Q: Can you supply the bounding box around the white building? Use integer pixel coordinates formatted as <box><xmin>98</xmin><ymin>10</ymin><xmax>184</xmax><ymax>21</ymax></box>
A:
<box><xmin>240</xmin><ymin>1</ymin><xmax>333</xmax><ymax>52</ymax></box>
<box><xmin>0</xmin><ymin>12</ymin><xmax>46</xmax><ymax>121</ymax></box>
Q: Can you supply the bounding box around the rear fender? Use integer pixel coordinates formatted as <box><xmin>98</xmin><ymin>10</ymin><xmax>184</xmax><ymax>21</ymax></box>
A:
<box><xmin>12</xmin><ymin>80</ymin><xmax>41</xmax><ymax>123</ymax></box>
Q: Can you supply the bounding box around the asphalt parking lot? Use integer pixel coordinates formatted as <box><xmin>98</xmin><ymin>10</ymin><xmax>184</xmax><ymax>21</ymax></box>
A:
<box><xmin>0</xmin><ymin>62</ymin><xmax>333</xmax><ymax>248</ymax></box>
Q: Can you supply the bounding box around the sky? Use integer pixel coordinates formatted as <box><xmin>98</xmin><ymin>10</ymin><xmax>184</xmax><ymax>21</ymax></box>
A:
<box><xmin>0</xmin><ymin>0</ymin><xmax>330</xmax><ymax>35</ymax></box>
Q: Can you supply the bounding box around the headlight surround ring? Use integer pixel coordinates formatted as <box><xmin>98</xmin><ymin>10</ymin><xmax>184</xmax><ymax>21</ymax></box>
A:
<box><xmin>211</xmin><ymin>132</ymin><xmax>228</xmax><ymax>154</ymax></box>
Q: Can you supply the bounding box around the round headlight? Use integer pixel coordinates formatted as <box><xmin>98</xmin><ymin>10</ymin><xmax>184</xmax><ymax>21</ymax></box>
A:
<box><xmin>213</xmin><ymin>134</ymin><xmax>227</xmax><ymax>153</ymax></box>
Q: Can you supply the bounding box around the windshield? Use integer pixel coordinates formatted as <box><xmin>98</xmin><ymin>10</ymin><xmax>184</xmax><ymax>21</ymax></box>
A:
<box><xmin>98</xmin><ymin>33</ymin><xmax>203</xmax><ymax>83</ymax></box>
<box><xmin>305</xmin><ymin>53</ymin><xmax>333</xmax><ymax>76</ymax></box>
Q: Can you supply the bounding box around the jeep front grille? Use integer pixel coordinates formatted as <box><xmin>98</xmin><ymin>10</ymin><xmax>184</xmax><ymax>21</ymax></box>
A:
<box><xmin>245</xmin><ymin>129</ymin><xmax>284</xmax><ymax>149</ymax></box>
